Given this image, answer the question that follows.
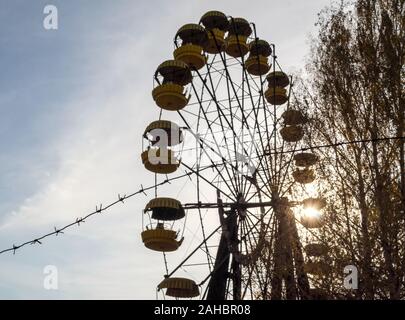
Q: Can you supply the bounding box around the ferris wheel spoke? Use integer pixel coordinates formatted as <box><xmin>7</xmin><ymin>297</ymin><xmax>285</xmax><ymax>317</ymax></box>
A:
<box><xmin>181</xmin><ymin>162</ymin><xmax>234</xmax><ymax>201</ymax></box>
<box><xmin>178</xmin><ymin>110</ymin><xmax>240</xmax><ymax>199</ymax></box>
<box><xmin>194</xmin><ymin>134</ymin><xmax>240</xmax><ymax>196</ymax></box>
<box><xmin>204</xmin><ymin>58</ymin><xmax>245</xmax><ymax>193</ymax></box>
<box><xmin>238</xmin><ymin>220</ymin><xmax>253</xmax><ymax>299</ymax></box>
<box><xmin>278</xmin><ymin>87</ymin><xmax>312</xmax><ymax>196</ymax></box>
<box><xmin>190</xmin><ymin>67</ymin><xmax>242</xmax><ymax>194</ymax></box>
<box><xmin>196</xmin><ymin>59</ymin><xmax>250</xmax><ymax>138</ymax></box>
<box><xmin>276</xmin><ymin>146</ymin><xmax>298</xmax><ymax>195</ymax></box>
<box><xmin>205</xmin><ymin>166</ymin><xmax>238</xmax><ymax>197</ymax></box>
<box><xmin>226</xmin><ymin>79</ymin><xmax>275</xmax><ymax>199</ymax></box>
<box><xmin>244</xmin><ymin>210</ymin><xmax>271</xmax><ymax>254</ymax></box>
<box><xmin>241</xmin><ymin>265</ymin><xmax>254</xmax><ymax>299</ymax></box>
<box><xmin>202</xmin><ymin>64</ymin><xmax>243</xmax><ymax>193</ymax></box>
<box><xmin>198</xmin><ymin>64</ymin><xmax>276</xmax><ymax>200</ymax></box>
<box><xmin>238</xmin><ymin>75</ymin><xmax>274</xmax><ymax>196</ymax></box>
<box><xmin>209</xmin><ymin>63</ymin><xmax>253</xmax><ymax>97</ymax></box>
<box><xmin>239</xmin><ymin>218</ymin><xmax>266</xmax><ymax>294</ymax></box>
<box><xmin>241</xmin><ymin>133</ymin><xmax>275</xmax><ymax>199</ymax></box>
<box><xmin>243</xmin><ymin>63</ymin><xmax>275</xmax><ymax>180</ymax></box>
<box><xmin>186</xmin><ymin>92</ymin><xmax>263</xmax><ymax>109</ymax></box>
<box><xmin>254</xmin><ymin>55</ymin><xmax>283</xmax><ymax>185</ymax></box>
<box><xmin>197</xmin><ymin>207</ymin><xmax>214</xmax><ymax>272</ymax></box>
<box><xmin>244</xmin><ymin>65</ymin><xmax>265</xmax><ymax>92</ymax></box>
<box><xmin>194</xmin><ymin>169</ymin><xmax>218</xmax><ymax>273</ymax></box>
<box><xmin>241</xmin><ymin>176</ymin><xmax>274</xmax><ymax>203</ymax></box>
<box><xmin>166</xmin><ymin>224</ymin><xmax>222</xmax><ymax>279</ymax></box>
<box><xmin>232</xmin><ymin>31</ymin><xmax>276</xmax><ymax>195</ymax></box>
<box><xmin>271</xmin><ymin>82</ymin><xmax>296</xmax><ymax>190</ymax></box>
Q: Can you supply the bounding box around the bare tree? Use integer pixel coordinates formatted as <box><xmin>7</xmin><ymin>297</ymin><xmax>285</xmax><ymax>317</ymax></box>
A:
<box><xmin>293</xmin><ymin>0</ymin><xmax>405</xmax><ymax>299</ymax></box>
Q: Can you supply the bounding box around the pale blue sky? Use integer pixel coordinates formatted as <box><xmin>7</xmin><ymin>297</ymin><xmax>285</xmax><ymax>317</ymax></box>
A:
<box><xmin>0</xmin><ymin>0</ymin><xmax>332</xmax><ymax>299</ymax></box>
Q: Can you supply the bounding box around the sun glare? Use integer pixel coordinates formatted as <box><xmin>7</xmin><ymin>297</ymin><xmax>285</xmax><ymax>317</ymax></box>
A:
<box><xmin>303</xmin><ymin>207</ymin><xmax>321</xmax><ymax>219</ymax></box>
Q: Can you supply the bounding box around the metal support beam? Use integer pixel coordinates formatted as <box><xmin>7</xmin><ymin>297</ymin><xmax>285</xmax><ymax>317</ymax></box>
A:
<box><xmin>207</xmin><ymin>191</ymin><xmax>232</xmax><ymax>300</ymax></box>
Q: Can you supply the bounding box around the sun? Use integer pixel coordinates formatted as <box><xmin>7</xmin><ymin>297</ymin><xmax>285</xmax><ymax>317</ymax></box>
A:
<box><xmin>302</xmin><ymin>207</ymin><xmax>321</xmax><ymax>219</ymax></box>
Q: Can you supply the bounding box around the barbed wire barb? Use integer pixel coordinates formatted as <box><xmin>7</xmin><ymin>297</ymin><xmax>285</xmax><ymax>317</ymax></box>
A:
<box><xmin>54</xmin><ymin>227</ymin><xmax>64</xmax><ymax>236</ymax></box>
<box><xmin>76</xmin><ymin>218</ymin><xmax>85</xmax><ymax>226</ymax></box>
<box><xmin>118</xmin><ymin>194</ymin><xmax>126</xmax><ymax>203</ymax></box>
<box><xmin>140</xmin><ymin>184</ymin><xmax>147</xmax><ymax>196</ymax></box>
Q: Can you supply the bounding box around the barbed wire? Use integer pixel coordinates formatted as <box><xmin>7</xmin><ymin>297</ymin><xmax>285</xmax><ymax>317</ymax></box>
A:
<box><xmin>1</xmin><ymin>135</ymin><xmax>404</xmax><ymax>256</ymax></box>
<box><xmin>266</xmin><ymin>135</ymin><xmax>405</xmax><ymax>155</ymax></box>
<box><xmin>0</xmin><ymin>167</ymin><xmax>213</xmax><ymax>256</ymax></box>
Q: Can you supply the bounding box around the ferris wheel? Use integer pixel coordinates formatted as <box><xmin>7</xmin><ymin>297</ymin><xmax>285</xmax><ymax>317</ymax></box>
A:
<box><xmin>140</xmin><ymin>10</ymin><xmax>329</xmax><ymax>300</ymax></box>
